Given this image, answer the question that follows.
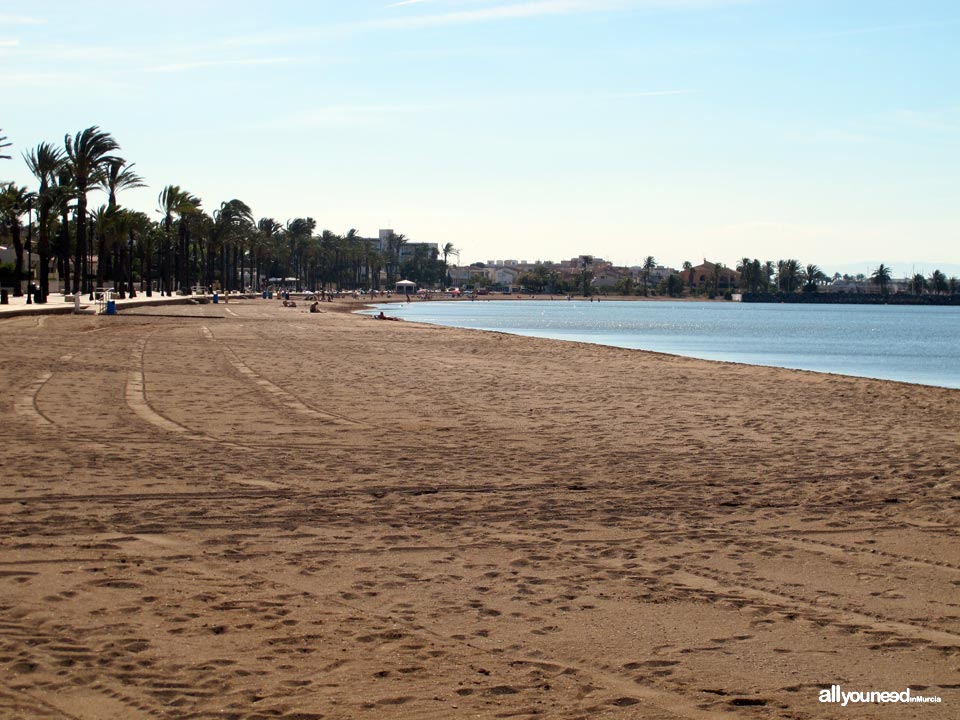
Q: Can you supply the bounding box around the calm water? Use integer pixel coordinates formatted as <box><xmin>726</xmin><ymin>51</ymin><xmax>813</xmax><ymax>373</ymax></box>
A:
<box><xmin>366</xmin><ymin>300</ymin><xmax>960</xmax><ymax>389</ymax></box>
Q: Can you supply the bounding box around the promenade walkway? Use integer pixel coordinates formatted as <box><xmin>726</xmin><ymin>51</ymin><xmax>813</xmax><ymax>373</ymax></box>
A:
<box><xmin>0</xmin><ymin>291</ymin><xmax>251</xmax><ymax>318</ymax></box>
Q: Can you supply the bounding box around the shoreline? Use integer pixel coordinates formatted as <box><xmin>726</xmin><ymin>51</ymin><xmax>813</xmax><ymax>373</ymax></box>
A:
<box><xmin>1</xmin><ymin>299</ymin><xmax>957</xmax><ymax>718</ymax></box>
<box><xmin>353</xmin><ymin>298</ymin><xmax>960</xmax><ymax>391</ymax></box>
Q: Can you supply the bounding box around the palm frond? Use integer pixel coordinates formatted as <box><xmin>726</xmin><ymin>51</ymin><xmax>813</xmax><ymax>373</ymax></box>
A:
<box><xmin>0</xmin><ymin>129</ymin><xmax>11</xmax><ymax>160</ymax></box>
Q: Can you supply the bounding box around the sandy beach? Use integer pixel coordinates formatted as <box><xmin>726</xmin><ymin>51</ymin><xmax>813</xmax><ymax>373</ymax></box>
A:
<box><xmin>1</xmin><ymin>297</ymin><xmax>957</xmax><ymax>719</ymax></box>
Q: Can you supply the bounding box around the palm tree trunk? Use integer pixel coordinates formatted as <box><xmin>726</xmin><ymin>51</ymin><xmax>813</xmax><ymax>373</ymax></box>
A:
<box><xmin>172</xmin><ymin>229</ymin><xmax>179</xmax><ymax>295</ymax></box>
<box><xmin>220</xmin><ymin>243</ymin><xmax>227</xmax><ymax>292</ymax></box>
<box><xmin>59</xmin><ymin>201</ymin><xmax>70</xmax><ymax>294</ymax></box>
<box><xmin>11</xmin><ymin>222</ymin><xmax>23</xmax><ymax>296</ymax></box>
<box><xmin>180</xmin><ymin>228</ymin><xmax>187</xmax><ymax>292</ymax></box>
<box><xmin>144</xmin><ymin>250</ymin><xmax>153</xmax><ymax>296</ymax></box>
<box><xmin>233</xmin><ymin>245</ymin><xmax>239</xmax><ymax>291</ymax></box>
<box><xmin>38</xmin><ymin>208</ymin><xmax>50</xmax><ymax>302</ymax></box>
<box><xmin>74</xmin><ymin>196</ymin><xmax>86</xmax><ymax>294</ymax></box>
<box><xmin>206</xmin><ymin>237</ymin><xmax>214</xmax><ymax>290</ymax></box>
<box><xmin>95</xmin><ymin>228</ymin><xmax>107</xmax><ymax>289</ymax></box>
<box><xmin>84</xmin><ymin>215</ymin><xmax>94</xmax><ymax>298</ymax></box>
<box><xmin>127</xmin><ymin>229</ymin><xmax>136</xmax><ymax>298</ymax></box>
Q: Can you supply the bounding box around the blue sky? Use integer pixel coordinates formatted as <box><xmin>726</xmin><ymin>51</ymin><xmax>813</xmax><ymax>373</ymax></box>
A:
<box><xmin>2</xmin><ymin>0</ymin><xmax>958</xmax><ymax>274</ymax></box>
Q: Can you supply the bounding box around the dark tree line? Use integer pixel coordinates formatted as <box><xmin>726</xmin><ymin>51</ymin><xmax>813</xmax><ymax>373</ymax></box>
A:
<box><xmin>1</xmin><ymin>126</ymin><xmax>453</xmax><ymax>301</ymax></box>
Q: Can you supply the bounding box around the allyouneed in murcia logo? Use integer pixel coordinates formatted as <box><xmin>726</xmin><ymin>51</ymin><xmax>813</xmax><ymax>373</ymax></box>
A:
<box><xmin>819</xmin><ymin>685</ymin><xmax>942</xmax><ymax>706</ymax></box>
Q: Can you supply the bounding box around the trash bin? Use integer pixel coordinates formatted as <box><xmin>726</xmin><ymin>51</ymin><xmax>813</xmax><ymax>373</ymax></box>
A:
<box><xmin>105</xmin><ymin>300</ymin><xmax>116</xmax><ymax>315</ymax></box>
<box><xmin>0</xmin><ymin>289</ymin><xmax>7</xmax><ymax>305</ymax></box>
<box><xmin>213</xmin><ymin>292</ymin><xmax>219</xmax><ymax>304</ymax></box>
<box><xmin>33</xmin><ymin>287</ymin><xmax>42</xmax><ymax>304</ymax></box>
<box><xmin>262</xmin><ymin>290</ymin><xmax>267</xmax><ymax>299</ymax></box>
<box><xmin>267</xmin><ymin>291</ymin><xmax>273</xmax><ymax>299</ymax></box>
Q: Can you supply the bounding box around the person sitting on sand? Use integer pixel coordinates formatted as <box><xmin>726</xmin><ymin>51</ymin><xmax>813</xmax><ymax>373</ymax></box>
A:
<box><xmin>309</xmin><ymin>301</ymin><xmax>320</xmax><ymax>313</ymax></box>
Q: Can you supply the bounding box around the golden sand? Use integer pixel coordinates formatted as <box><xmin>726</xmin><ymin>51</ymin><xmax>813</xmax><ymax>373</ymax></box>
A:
<box><xmin>1</xmin><ymin>299</ymin><xmax>957</xmax><ymax>718</ymax></box>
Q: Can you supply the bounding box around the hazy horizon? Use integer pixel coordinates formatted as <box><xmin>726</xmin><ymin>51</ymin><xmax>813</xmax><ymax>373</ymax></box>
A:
<box><xmin>2</xmin><ymin>1</ymin><xmax>957</xmax><ymax>273</ymax></box>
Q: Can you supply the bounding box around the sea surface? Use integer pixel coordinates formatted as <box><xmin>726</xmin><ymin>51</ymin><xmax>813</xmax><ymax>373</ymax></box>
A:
<box><xmin>366</xmin><ymin>300</ymin><xmax>960</xmax><ymax>389</ymax></box>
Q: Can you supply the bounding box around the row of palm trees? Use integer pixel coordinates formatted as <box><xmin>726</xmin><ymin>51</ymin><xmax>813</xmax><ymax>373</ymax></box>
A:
<box><xmin>1</xmin><ymin>126</ymin><xmax>454</xmax><ymax>302</ymax></box>
<box><xmin>733</xmin><ymin>258</ymin><xmax>956</xmax><ymax>296</ymax></box>
<box><xmin>734</xmin><ymin>259</ymin><xmax>830</xmax><ymax>294</ymax></box>
<box><xmin>4</xmin><ymin>127</ymin><xmax>955</xmax><ymax>301</ymax></box>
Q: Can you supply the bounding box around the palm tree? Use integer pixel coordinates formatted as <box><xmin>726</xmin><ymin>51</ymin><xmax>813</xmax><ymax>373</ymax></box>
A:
<box><xmin>340</xmin><ymin>228</ymin><xmax>361</xmax><ymax>289</ymax></box>
<box><xmin>134</xmin><ymin>216</ymin><xmax>164</xmax><ymax>295</ymax></box>
<box><xmin>910</xmin><ymin>273</ymin><xmax>927</xmax><ymax>296</ymax></box>
<box><xmin>0</xmin><ymin>184</ymin><xmax>35</xmax><ymax>296</ymax></box>
<box><xmin>736</xmin><ymin>258</ymin><xmax>753</xmax><ymax>292</ymax></box>
<box><xmin>98</xmin><ymin>159</ymin><xmax>145</xmax><ymax>211</ymax></box>
<box><xmin>158</xmin><ymin>185</ymin><xmax>202</xmax><ymax>293</ymax></box>
<box><xmin>682</xmin><ymin>260</ymin><xmax>693</xmax><ymax>290</ymax></box>
<box><xmin>802</xmin><ymin>263</ymin><xmax>826</xmax><ymax>292</ymax></box>
<box><xmin>777</xmin><ymin>259</ymin><xmax>802</xmax><ymax>293</ymax></box>
<box><xmin>211</xmin><ymin>200</ymin><xmax>253</xmax><ymax>291</ymax></box>
<box><xmin>112</xmin><ymin>208</ymin><xmax>151</xmax><ymax>298</ymax></box>
<box><xmin>579</xmin><ymin>255</ymin><xmax>594</xmax><ymax>296</ymax></box>
<box><xmin>283</xmin><ymin>217</ymin><xmax>315</xmax><ymax>290</ymax></box>
<box><xmin>641</xmin><ymin>255</ymin><xmax>656</xmax><ymax>296</ymax></box>
<box><xmin>317</xmin><ymin>229</ymin><xmax>339</xmax><ymax>290</ymax></box>
<box><xmin>64</xmin><ymin>127</ymin><xmax>119</xmax><ymax>295</ymax></box>
<box><xmin>90</xmin><ymin>204</ymin><xmax>115</xmax><ymax>289</ymax></box>
<box><xmin>24</xmin><ymin>142</ymin><xmax>65</xmax><ymax>301</ymax></box>
<box><xmin>871</xmin><ymin>264</ymin><xmax>892</xmax><ymax>295</ymax></box>
<box><xmin>0</xmin><ymin>129</ymin><xmax>11</xmax><ymax>160</ymax></box>
<box><xmin>53</xmin><ymin>165</ymin><xmax>76</xmax><ymax>293</ymax></box>
<box><xmin>710</xmin><ymin>261</ymin><xmax>724</xmax><ymax>297</ymax></box>
<box><xmin>256</xmin><ymin>218</ymin><xmax>282</xmax><ymax>290</ymax></box>
<box><xmin>96</xmin><ymin>159</ymin><xmax>145</xmax><ymax>294</ymax></box>
<box><xmin>441</xmin><ymin>242</ymin><xmax>458</xmax><ymax>265</ymax></box>
<box><xmin>383</xmin><ymin>232</ymin><xmax>407</xmax><ymax>284</ymax></box>
<box><xmin>737</xmin><ymin>258</ymin><xmax>764</xmax><ymax>293</ymax></box>
<box><xmin>929</xmin><ymin>269</ymin><xmax>948</xmax><ymax>295</ymax></box>
<box><xmin>177</xmin><ymin>193</ymin><xmax>202</xmax><ymax>292</ymax></box>
<box><xmin>762</xmin><ymin>260</ymin><xmax>775</xmax><ymax>291</ymax></box>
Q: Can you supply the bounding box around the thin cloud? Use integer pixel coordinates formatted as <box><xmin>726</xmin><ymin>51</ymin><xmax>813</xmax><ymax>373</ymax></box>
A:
<box><xmin>223</xmin><ymin>0</ymin><xmax>743</xmax><ymax>47</ymax></box>
<box><xmin>373</xmin><ymin>1</ymin><xmax>622</xmax><ymax>30</ymax></box>
<box><xmin>597</xmin><ymin>89</ymin><xmax>694</xmax><ymax>98</ymax></box>
<box><xmin>0</xmin><ymin>15</ymin><xmax>46</xmax><ymax>25</ymax></box>
<box><xmin>816</xmin><ymin>18</ymin><xmax>960</xmax><ymax>38</ymax></box>
<box><xmin>889</xmin><ymin>109</ymin><xmax>960</xmax><ymax>134</ymax></box>
<box><xmin>3</xmin><ymin>43</ymin><xmax>136</xmax><ymax>62</ymax></box>
<box><xmin>2</xmin><ymin>71</ymin><xmax>86</xmax><ymax>88</ymax></box>
<box><xmin>265</xmin><ymin>88</ymin><xmax>692</xmax><ymax>128</ymax></box>
<box><xmin>146</xmin><ymin>57</ymin><xmax>297</xmax><ymax>73</ymax></box>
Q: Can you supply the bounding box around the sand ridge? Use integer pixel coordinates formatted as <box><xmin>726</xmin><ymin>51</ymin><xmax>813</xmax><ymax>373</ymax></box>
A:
<box><xmin>0</xmin><ymin>298</ymin><xmax>957</xmax><ymax>718</ymax></box>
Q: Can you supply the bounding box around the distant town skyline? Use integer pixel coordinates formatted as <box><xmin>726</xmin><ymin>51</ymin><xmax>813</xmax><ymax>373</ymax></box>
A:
<box><xmin>3</xmin><ymin>1</ymin><xmax>957</xmax><ymax>274</ymax></box>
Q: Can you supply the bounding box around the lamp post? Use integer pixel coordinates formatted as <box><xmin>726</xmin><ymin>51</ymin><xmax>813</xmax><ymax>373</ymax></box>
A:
<box><xmin>88</xmin><ymin>210</ymin><xmax>95</xmax><ymax>301</ymax></box>
<box><xmin>128</xmin><ymin>227</ymin><xmax>135</xmax><ymax>299</ymax></box>
<box><xmin>25</xmin><ymin>198</ymin><xmax>33</xmax><ymax>304</ymax></box>
<box><xmin>10</xmin><ymin>200</ymin><xmax>20</xmax><ymax>298</ymax></box>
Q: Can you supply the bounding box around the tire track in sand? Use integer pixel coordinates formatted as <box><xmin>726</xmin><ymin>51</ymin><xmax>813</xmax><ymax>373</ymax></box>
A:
<box><xmin>14</xmin><ymin>372</ymin><xmax>55</xmax><ymax>427</ymax></box>
<box><xmin>662</xmin><ymin>565</ymin><xmax>960</xmax><ymax>648</ymax></box>
<box><xmin>13</xmin><ymin>353</ymin><xmax>72</xmax><ymax>428</ymax></box>
<box><xmin>201</xmin><ymin>325</ymin><xmax>366</xmax><ymax>426</ymax></box>
<box><xmin>126</xmin><ymin>334</ymin><xmax>241</xmax><ymax>448</ymax></box>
